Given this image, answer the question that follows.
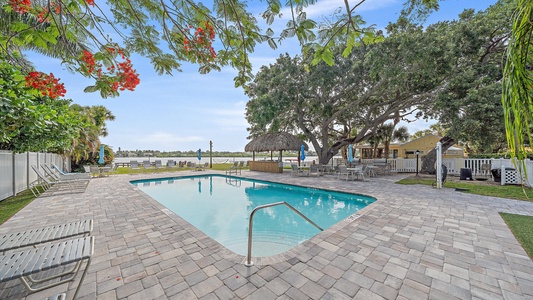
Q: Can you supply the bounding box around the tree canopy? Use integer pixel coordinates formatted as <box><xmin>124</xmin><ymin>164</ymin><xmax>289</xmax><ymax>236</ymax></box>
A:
<box><xmin>0</xmin><ymin>0</ymin><xmax>444</xmax><ymax>97</ymax></box>
<box><xmin>245</xmin><ymin>19</ymin><xmax>451</xmax><ymax>164</ymax></box>
<box><xmin>245</xmin><ymin>1</ymin><xmax>515</xmax><ymax>163</ymax></box>
<box><xmin>420</xmin><ymin>0</ymin><xmax>514</xmax><ymax>153</ymax></box>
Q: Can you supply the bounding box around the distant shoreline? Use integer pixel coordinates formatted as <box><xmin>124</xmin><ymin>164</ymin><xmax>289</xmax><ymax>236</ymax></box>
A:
<box><xmin>113</xmin><ymin>156</ymin><xmax>335</xmax><ymax>165</ymax></box>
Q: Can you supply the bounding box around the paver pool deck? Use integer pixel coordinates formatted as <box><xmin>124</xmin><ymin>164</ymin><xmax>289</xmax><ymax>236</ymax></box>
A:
<box><xmin>1</xmin><ymin>170</ymin><xmax>533</xmax><ymax>300</ymax></box>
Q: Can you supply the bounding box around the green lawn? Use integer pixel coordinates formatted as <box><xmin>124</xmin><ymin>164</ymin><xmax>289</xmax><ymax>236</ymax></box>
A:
<box><xmin>396</xmin><ymin>177</ymin><xmax>533</xmax><ymax>201</ymax></box>
<box><xmin>0</xmin><ymin>188</ymin><xmax>42</xmax><ymax>225</ymax></box>
<box><xmin>500</xmin><ymin>213</ymin><xmax>533</xmax><ymax>260</ymax></box>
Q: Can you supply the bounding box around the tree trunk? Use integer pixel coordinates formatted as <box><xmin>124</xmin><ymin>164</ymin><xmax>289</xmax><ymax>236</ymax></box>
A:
<box><xmin>420</xmin><ymin>136</ymin><xmax>456</xmax><ymax>174</ymax></box>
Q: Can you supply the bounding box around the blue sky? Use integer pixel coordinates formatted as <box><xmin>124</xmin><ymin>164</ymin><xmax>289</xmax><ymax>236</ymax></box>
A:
<box><xmin>32</xmin><ymin>0</ymin><xmax>497</xmax><ymax>152</ymax></box>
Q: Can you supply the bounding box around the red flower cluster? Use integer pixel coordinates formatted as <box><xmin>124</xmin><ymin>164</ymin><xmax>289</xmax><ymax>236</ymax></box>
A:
<box><xmin>8</xmin><ymin>0</ymin><xmax>86</xmax><ymax>15</ymax></box>
<box><xmin>81</xmin><ymin>50</ymin><xmax>100</xmax><ymax>74</ymax></box>
<box><xmin>107</xmin><ymin>47</ymin><xmax>140</xmax><ymax>92</ymax></box>
<box><xmin>9</xmin><ymin>0</ymin><xmax>31</xmax><ymax>14</ymax></box>
<box><xmin>25</xmin><ymin>71</ymin><xmax>66</xmax><ymax>99</ymax></box>
<box><xmin>183</xmin><ymin>21</ymin><xmax>217</xmax><ymax>61</ymax></box>
<box><xmin>36</xmin><ymin>9</ymin><xmax>48</xmax><ymax>23</ymax></box>
<box><xmin>113</xmin><ymin>58</ymin><xmax>140</xmax><ymax>91</ymax></box>
<box><xmin>81</xmin><ymin>47</ymin><xmax>140</xmax><ymax>93</ymax></box>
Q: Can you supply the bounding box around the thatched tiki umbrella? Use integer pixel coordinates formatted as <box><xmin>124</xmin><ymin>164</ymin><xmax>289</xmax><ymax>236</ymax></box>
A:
<box><xmin>245</xmin><ymin>132</ymin><xmax>308</xmax><ymax>163</ymax></box>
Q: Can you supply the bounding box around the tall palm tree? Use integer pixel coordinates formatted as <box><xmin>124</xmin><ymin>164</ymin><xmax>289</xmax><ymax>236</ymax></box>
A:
<box><xmin>67</xmin><ymin>105</ymin><xmax>115</xmax><ymax>163</ymax></box>
<box><xmin>502</xmin><ymin>0</ymin><xmax>533</xmax><ymax>162</ymax></box>
<box><xmin>378</xmin><ymin>124</ymin><xmax>410</xmax><ymax>159</ymax></box>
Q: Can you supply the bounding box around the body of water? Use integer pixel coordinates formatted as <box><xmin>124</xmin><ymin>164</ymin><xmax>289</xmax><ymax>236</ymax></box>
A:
<box><xmin>114</xmin><ymin>156</ymin><xmax>341</xmax><ymax>165</ymax></box>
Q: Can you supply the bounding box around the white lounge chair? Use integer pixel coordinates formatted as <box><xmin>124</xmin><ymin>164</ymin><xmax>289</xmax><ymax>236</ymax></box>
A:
<box><xmin>0</xmin><ymin>219</ymin><xmax>93</xmax><ymax>253</ymax></box>
<box><xmin>31</xmin><ymin>166</ymin><xmax>88</xmax><ymax>195</ymax></box>
<box><xmin>52</xmin><ymin>164</ymin><xmax>91</xmax><ymax>179</ymax></box>
<box><xmin>0</xmin><ymin>236</ymin><xmax>94</xmax><ymax>300</ymax></box>
<box><xmin>42</xmin><ymin>164</ymin><xmax>89</xmax><ymax>181</ymax></box>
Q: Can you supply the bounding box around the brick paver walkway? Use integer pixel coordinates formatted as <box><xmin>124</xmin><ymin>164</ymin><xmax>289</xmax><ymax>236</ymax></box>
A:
<box><xmin>1</xmin><ymin>170</ymin><xmax>533</xmax><ymax>299</ymax></box>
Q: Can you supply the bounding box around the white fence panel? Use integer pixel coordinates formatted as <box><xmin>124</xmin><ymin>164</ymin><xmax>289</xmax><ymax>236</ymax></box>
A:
<box><xmin>0</xmin><ymin>151</ymin><xmax>69</xmax><ymax>201</ymax></box>
<box><xmin>526</xmin><ymin>161</ymin><xmax>533</xmax><ymax>187</ymax></box>
<box><xmin>0</xmin><ymin>151</ymin><xmax>14</xmax><ymax>200</ymax></box>
<box><xmin>28</xmin><ymin>152</ymin><xmax>39</xmax><ymax>184</ymax></box>
<box><xmin>14</xmin><ymin>152</ymin><xmax>27</xmax><ymax>195</ymax></box>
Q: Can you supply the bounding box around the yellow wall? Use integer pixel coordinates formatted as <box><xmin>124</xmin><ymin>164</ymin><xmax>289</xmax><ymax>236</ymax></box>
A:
<box><xmin>355</xmin><ymin>135</ymin><xmax>464</xmax><ymax>159</ymax></box>
<box><xmin>400</xmin><ymin>135</ymin><xmax>464</xmax><ymax>158</ymax></box>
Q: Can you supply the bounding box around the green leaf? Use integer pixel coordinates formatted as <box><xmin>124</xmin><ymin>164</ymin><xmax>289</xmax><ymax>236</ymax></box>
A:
<box><xmin>321</xmin><ymin>48</ymin><xmax>334</xmax><ymax>66</ymax></box>
<box><xmin>39</xmin><ymin>31</ymin><xmax>58</xmax><ymax>45</ymax></box>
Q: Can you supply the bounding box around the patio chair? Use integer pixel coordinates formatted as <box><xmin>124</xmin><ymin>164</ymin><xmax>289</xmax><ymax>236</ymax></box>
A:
<box><xmin>52</xmin><ymin>164</ymin><xmax>91</xmax><ymax>179</ymax></box>
<box><xmin>89</xmin><ymin>165</ymin><xmax>101</xmax><ymax>178</ymax></box>
<box><xmin>0</xmin><ymin>236</ymin><xmax>94</xmax><ymax>300</ymax></box>
<box><xmin>130</xmin><ymin>161</ymin><xmax>140</xmax><ymax>171</ymax></box>
<box><xmin>291</xmin><ymin>164</ymin><xmax>299</xmax><ymax>176</ymax></box>
<box><xmin>154</xmin><ymin>160</ymin><xmax>162</xmax><ymax>168</ymax></box>
<box><xmin>100</xmin><ymin>164</ymin><xmax>114</xmax><ymax>176</ymax></box>
<box><xmin>0</xmin><ymin>219</ymin><xmax>93</xmax><ymax>253</ymax></box>
<box><xmin>196</xmin><ymin>162</ymin><xmax>209</xmax><ymax>171</ymax></box>
<box><xmin>291</xmin><ymin>164</ymin><xmax>309</xmax><ymax>176</ymax></box>
<box><xmin>42</xmin><ymin>164</ymin><xmax>89</xmax><ymax>181</ymax></box>
<box><xmin>226</xmin><ymin>162</ymin><xmax>241</xmax><ymax>175</ymax></box>
<box><xmin>351</xmin><ymin>166</ymin><xmax>366</xmax><ymax>181</ymax></box>
<box><xmin>31</xmin><ymin>166</ymin><xmax>89</xmax><ymax>195</ymax></box>
<box><xmin>309</xmin><ymin>164</ymin><xmax>321</xmax><ymax>177</ymax></box>
<box><xmin>337</xmin><ymin>166</ymin><xmax>353</xmax><ymax>181</ymax></box>
<box><xmin>166</xmin><ymin>159</ymin><xmax>175</xmax><ymax>167</ymax></box>
<box><xmin>142</xmin><ymin>160</ymin><xmax>152</xmax><ymax>169</ymax></box>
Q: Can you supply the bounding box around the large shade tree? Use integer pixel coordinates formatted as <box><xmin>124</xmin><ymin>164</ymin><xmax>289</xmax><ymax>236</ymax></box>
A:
<box><xmin>420</xmin><ymin>0</ymin><xmax>514</xmax><ymax>154</ymax></box>
<box><xmin>245</xmin><ymin>20</ymin><xmax>452</xmax><ymax>164</ymax></box>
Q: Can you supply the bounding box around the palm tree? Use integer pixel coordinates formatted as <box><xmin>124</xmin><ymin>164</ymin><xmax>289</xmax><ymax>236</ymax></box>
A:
<box><xmin>502</xmin><ymin>0</ymin><xmax>533</xmax><ymax>162</ymax></box>
<box><xmin>67</xmin><ymin>105</ymin><xmax>116</xmax><ymax>163</ymax></box>
<box><xmin>378</xmin><ymin>124</ymin><xmax>410</xmax><ymax>159</ymax></box>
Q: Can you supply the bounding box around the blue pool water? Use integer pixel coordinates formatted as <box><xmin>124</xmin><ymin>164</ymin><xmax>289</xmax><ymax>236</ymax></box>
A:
<box><xmin>131</xmin><ymin>175</ymin><xmax>375</xmax><ymax>257</ymax></box>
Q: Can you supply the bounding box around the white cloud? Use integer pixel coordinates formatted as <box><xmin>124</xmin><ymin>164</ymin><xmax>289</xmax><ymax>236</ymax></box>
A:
<box><xmin>278</xmin><ymin>0</ymin><xmax>400</xmax><ymax>20</ymax></box>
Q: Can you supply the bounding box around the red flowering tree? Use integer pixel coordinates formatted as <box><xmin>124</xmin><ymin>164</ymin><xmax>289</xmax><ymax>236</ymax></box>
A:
<box><xmin>0</xmin><ymin>0</ymin><xmax>443</xmax><ymax>93</ymax></box>
<box><xmin>0</xmin><ymin>60</ymin><xmax>84</xmax><ymax>152</ymax></box>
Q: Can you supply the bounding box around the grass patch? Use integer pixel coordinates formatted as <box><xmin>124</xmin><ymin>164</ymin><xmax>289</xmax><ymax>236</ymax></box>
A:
<box><xmin>500</xmin><ymin>213</ymin><xmax>533</xmax><ymax>260</ymax></box>
<box><xmin>396</xmin><ymin>177</ymin><xmax>533</xmax><ymax>201</ymax></box>
<box><xmin>0</xmin><ymin>189</ymin><xmax>37</xmax><ymax>225</ymax></box>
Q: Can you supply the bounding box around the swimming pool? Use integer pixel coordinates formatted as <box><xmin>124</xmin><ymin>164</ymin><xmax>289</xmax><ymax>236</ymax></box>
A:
<box><xmin>131</xmin><ymin>175</ymin><xmax>375</xmax><ymax>257</ymax></box>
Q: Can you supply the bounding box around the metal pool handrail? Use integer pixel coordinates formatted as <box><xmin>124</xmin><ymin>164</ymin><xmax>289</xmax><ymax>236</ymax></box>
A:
<box><xmin>244</xmin><ymin>201</ymin><xmax>324</xmax><ymax>267</ymax></box>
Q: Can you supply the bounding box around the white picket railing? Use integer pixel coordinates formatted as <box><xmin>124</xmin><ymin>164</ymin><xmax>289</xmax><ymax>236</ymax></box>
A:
<box><xmin>387</xmin><ymin>157</ymin><xmax>532</xmax><ymax>187</ymax></box>
<box><xmin>0</xmin><ymin>151</ymin><xmax>69</xmax><ymax>201</ymax></box>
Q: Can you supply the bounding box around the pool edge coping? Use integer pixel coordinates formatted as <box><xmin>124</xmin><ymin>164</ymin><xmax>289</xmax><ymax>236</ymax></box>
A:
<box><xmin>129</xmin><ymin>171</ymin><xmax>380</xmax><ymax>266</ymax></box>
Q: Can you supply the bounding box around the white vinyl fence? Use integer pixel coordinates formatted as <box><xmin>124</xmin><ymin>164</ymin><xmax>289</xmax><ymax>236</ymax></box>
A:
<box><xmin>0</xmin><ymin>150</ymin><xmax>69</xmax><ymax>201</ymax></box>
<box><xmin>389</xmin><ymin>157</ymin><xmax>533</xmax><ymax>187</ymax></box>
